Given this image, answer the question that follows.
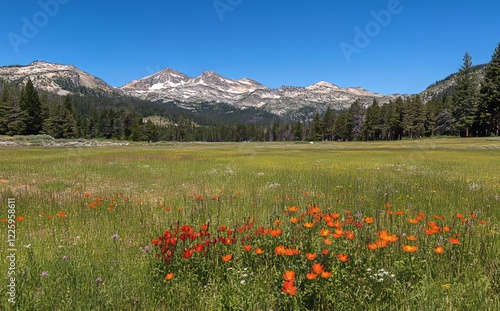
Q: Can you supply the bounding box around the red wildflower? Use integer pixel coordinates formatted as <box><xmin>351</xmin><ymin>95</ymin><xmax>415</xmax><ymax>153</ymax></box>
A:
<box><xmin>402</xmin><ymin>245</ymin><xmax>419</xmax><ymax>253</ymax></box>
<box><xmin>165</xmin><ymin>273</ymin><xmax>174</xmax><ymax>280</ymax></box>
<box><xmin>337</xmin><ymin>253</ymin><xmax>349</xmax><ymax>262</ymax></box>
<box><xmin>283</xmin><ymin>270</ymin><xmax>295</xmax><ymax>281</ymax></box>
<box><xmin>282</xmin><ymin>280</ymin><xmax>297</xmax><ymax>295</ymax></box>
<box><xmin>254</xmin><ymin>248</ymin><xmax>265</xmax><ymax>255</ymax></box>
<box><xmin>306</xmin><ymin>272</ymin><xmax>318</xmax><ymax>280</ymax></box>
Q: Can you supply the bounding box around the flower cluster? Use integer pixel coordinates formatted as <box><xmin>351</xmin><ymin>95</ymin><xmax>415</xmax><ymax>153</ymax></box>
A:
<box><xmin>152</xmin><ymin>202</ymin><xmax>491</xmax><ymax>297</ymax></box>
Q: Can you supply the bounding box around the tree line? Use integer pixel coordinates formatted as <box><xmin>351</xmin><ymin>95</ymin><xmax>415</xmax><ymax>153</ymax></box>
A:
<box><xmin>0</xmin><ymin>43</ymin><xmax>498</xmax><ymax>142</ymax></box>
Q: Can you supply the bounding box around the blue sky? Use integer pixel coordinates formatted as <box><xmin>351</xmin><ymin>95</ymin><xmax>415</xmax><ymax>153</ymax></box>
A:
<box><xmin>1</xmin><ymin>0</ymin><xmax>499</xmax><ymax>94</ymax></box>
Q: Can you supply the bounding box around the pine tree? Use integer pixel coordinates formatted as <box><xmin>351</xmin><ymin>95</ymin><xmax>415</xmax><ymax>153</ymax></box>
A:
<box><xmin>363</xmin><ymin>99</ymin><xmax>382</xmax><ymax>140</ymax></box>
<box><xmin>309</xmin><ymin>112</ymin><xmax>324</xmax><ymax>141</ymax></box>
<box><xmin>478</xmin><ymin>42</ymin><xmax>500</xmax><ymax>136</ymax></box>
<box><xmin>333</xmin><ymin>112</ymin><xmax>350</xmax><ymax>141</ymax></box>
<box><xmin>451</xmin><ymin>52</ymin><xmax>479</xmax><ymax>137</ymax></box>
<box><xmin>61</xmin><ymin>96</ymin><xmax>77</xmax><ymax>138</ymax></box>
<box><xmin>19</xmin><ymin>78</ymin><xmax>43</xmax><ymax>135</ymax></box>
<box><xmin>403</xmin><ymin>95</ymin><xmax>426</xmax><ymax>138</ymax></box>
<box><xmin>6</xmin><ymin>99</ymin><xmax>27</xmax><ymax>136</ymax></box>
<box><xmin>348</xmin><ymin>100</ymin><xmax>365</xmax><ymax>140</ymax></box>
<box><xmin>144</xmin><ymin>119</ymin><xmax>159</xmax><ymax>142</ymax></box>
<box><xmin>292</xmin><ymin>121</ymin><xmax>304</xmax><ymax>141</ymax></box>
<box><xmin>0</xmin><ymin>84</ymin><xmax>11</xmax><ymax>134</ymax></box>
<box><xmin>322</xmin><ymin>107</ymin><xmax>335</xmax><ymax>141</ymax></box>
<box><xmin>389</xmin><ymin>97</ymin><xmax>405</xmax><ymax>140</ymax></box>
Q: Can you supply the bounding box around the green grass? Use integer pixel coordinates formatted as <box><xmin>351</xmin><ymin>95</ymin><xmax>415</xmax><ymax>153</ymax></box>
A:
<box><xmin>0</xmin><ymin>138</ymin><xmax>499</xmax><ymax>310</ymax></box>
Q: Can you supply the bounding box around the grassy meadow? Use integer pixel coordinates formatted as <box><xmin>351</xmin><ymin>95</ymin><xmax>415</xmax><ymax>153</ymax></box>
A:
<box><xmin>1</xmin><ymin>138</ymin><xmax>500</xmax><ymax>310</ymax></box>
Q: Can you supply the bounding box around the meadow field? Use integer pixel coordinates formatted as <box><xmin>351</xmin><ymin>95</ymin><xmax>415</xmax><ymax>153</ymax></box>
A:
<box><xmin>1</xmin><ymin>138</ymin><xmax>499</xmax><ymax>310</ymax></box>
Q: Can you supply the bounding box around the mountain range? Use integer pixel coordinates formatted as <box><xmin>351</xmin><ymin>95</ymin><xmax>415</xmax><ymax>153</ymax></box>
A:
<box><xmin>0</xmin><ymin>60</ymin><xmax>481</xmax><ymax>120</ymax></box>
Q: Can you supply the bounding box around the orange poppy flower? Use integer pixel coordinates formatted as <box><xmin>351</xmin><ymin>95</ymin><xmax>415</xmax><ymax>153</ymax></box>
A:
<box><xmin>284</xmin><ymin>248</ymin><xmax>294</xmax><ymax>256</ymax></box>
<box><xmin>270</xmin><ymin>228</ymin><xmax>282</xmax><ymax>237</ymax></box>
<box><xmin>288</xmin><ymin>206</ymin><xmax>299</xmax><ymax>212</ymax></box>
<box><xmin>367</xmin><ymin>242</ymin><xmax>378</xmax><ymax>250</ymax></box>
<box><xmin>221</xmin><ymin>254</ymin><xmax>232</xmax><ymax>262</ymax></box>
<box><xmin>306</xmin><ymin>272</ymin><xmax>318</xmax><ymax>280</ymax></box>
<box><xmin>164</xmin><ymin>273</ymin><xmax>174</xmax><ymax>280</ymax></box>
<box><xmin>56</xmin><ymin>212</ymin><xmax>67</xmax><ymax>218</ymax></box>
<box><xmin>320</xmin><ymin>271</ymin><xmax>332</xmax><ymax>278</ymax></box>
<box><xmin>330</xmin><ymin>212</ymin><xmax>341</xmax><ymax>219</ymax></box>
<box><xmin>312</xmin><ymin>263</ymin><xmax>324</xmax><ymax>274</ymax></box>
<box><xmin>442</xmin><ymin>226</ymin><xmax>451</xmax><ymax>232</ymax></box>
<box><xmin>275</xmin><ymin>245</ymin><xmax>285</xmax><ymax>255</ymax></box>
<box><xmin>406</xmin><ymin>235</ymin><xmax>418</xmax><ymax>241</ymax></box>
<box><xmin>424</xmin><ymin>228</ymin><xmax>439</xmax><ymax>235</ymax></box>
<box><xmin>322</xmin><ymin>214</ymin><xmax>332</xmax><ymax>222</ymax></box>
<box><xmin>254</xmin><ymin>248</ymin><xmax>265</xmax><ymax>255</ymax></box>
<box><xmin>283</xmin><ymin>270</ymin><xmax>295</xmax><ymax>281</ymax></box>
<box><xmin>345</xmin><ymin>231</ymin><xmax>355</xmax><ymax>240</ymax></box>
<box><xmin>337</xmin><ymin>253</ymin><xmax>349</xmax><ymax>262</ymax></box>
<box><xmin>243</xmin><ymin>245</ymin><xmax>252</xmax><ymax>252</ymax></box>
<box><xmin>402</xmin><ymin>245</ymin><xmax>419</xmax><ymax>253</ymax></box>
<box><xmin>323</xmin><ymin>238</ymin><xmax>333</xmax><ymax>245</ymax></box>
<box><xmin>478</xmin><ymin>220</ymin><xmax>488</xmax><ymax>225</ymax></box>
<box><xmin>408</xmin><ymin>218</ymin><xmax>419</xmax><ymax>224</ymax></box>
<box><xmin>434</xmin><ymin>246</ymin><xmax>444</xmax><ymax>254</ymax></box>
<box><xmin>308</xmin><ymin>206</ymin><xmax>321</xmax><ymax>215</ymax></box>
<box><xmin>319</xmin><ymin>228</ymin><xmax>331</xmax><ymax>237</ymax></box>
<box><xmin>303</xmin><ymin>222</ymin><xmax>314</xmax><ymax>229</ymax></box>
<box><xmin>305</xmin><ymin>253</ymin><xmax>317</xmax><ymax>261</ymax></box>
<box><xmin>321</xmin><ymin>249</ymin><xmax>329</xmax><ymax>255</ymax></box>
<box><xmin>327</xmin><ymin>221</ymin><xmax>342</xmax><ymax>228</ymax></box>
<box><xmin>290</xmin><ymin>217</ymin><xmax>299</xmax><ymax>224</ymax></box>
<box><xmin>282</xmin><ymin>280</ymin><xmax>297</xmax><ymax>295</ymax></box>
<box><xmin>333</xmin><ymin>229</ymin><xmax>344</xmax><ymax>239</ymax></box>
<box><xmin>364</xmin><ymin>217</ymin><xmax>374</xmax><ymax>224</ymax></box>
<box><xmin>449</xmin><ymin>237</ymin><xmax>461</xmax><ymax>245</ymax></box>
<box><xmin>381</xmin><ymin>234</ymin><xmax>398</xmax><ymax>243</ymax></box>
<box><xmin>375</xmin><ymin>239</ymin><xmax>388</xmax><ymax>248</ymax></box>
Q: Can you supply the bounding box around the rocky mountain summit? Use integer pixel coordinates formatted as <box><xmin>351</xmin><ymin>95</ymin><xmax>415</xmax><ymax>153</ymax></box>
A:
<box><xmin>0</xmin><ymin>61</ymin><xmax>119</xmax><ymax>97</ymax></box>
<box><xmin>120</xmin><ymin>68</ymin><xmax>399</xmax><ymax>118</ymax></box>
<box><xmin>1</xmin><ymin>61</ymin><xmax>405</xmax><ymax>119</ymax></box>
